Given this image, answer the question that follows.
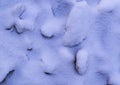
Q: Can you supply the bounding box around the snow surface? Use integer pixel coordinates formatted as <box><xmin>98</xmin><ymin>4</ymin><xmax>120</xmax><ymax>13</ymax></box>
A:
<box><xmin>0</xmin><ymin>0</ymin><xmax>120</xmax><ymax>85</ymax></box>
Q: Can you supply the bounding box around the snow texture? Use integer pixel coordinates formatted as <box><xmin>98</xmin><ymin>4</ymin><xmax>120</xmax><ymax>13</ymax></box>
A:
<box><xmin>0</xmin><ymin>0</ymin><xmax>120</xmax><ymax>85</ymax></box>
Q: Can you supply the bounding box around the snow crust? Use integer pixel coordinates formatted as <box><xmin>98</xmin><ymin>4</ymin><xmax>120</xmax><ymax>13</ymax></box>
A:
<box><xmin>0</xmin><ymin>0</ymin><xmax>120</xmax><ymax>85</ymax></box>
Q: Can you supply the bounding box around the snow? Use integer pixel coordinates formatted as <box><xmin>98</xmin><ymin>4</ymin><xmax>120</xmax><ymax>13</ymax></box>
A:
<box><xmin>63</xmin><ymin>1</ymin><xmax>96</xmax><ymax>46</ymax></box>
<box><xmin>75</xmin><ymin>49</ymin><xmax>88</xmax><ymax>75</ymax></box>
<box><xmin>0</xmin><ymin>0</ymin><xmax>120</xmax><ymax>85</ymax></box>
<box><xmin>40</xmin><ymin>17</ymin><xmax>65</xmax><ymax>38</ymax></box>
